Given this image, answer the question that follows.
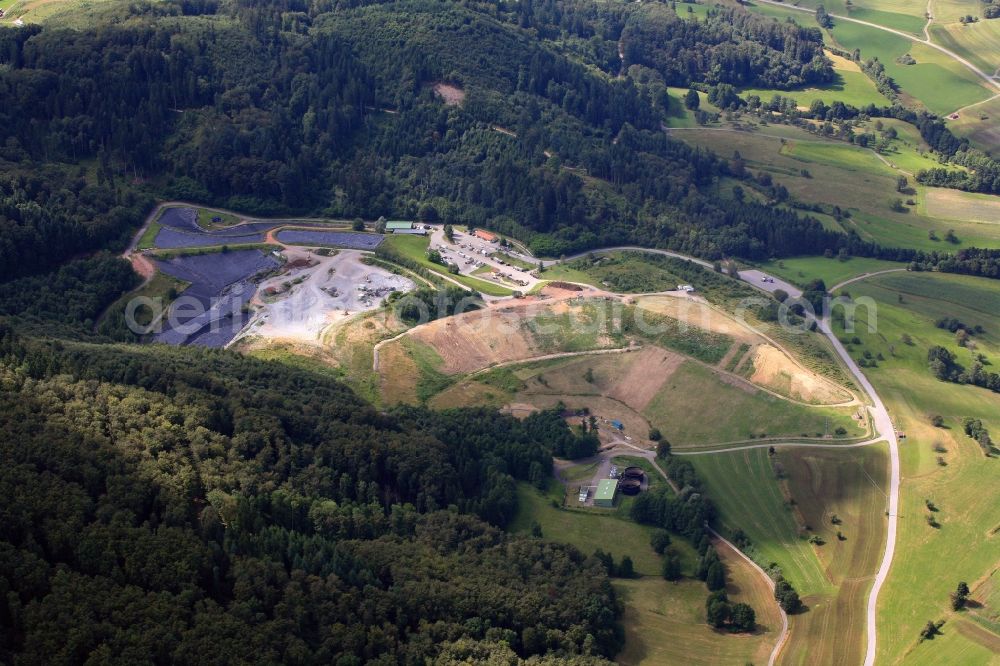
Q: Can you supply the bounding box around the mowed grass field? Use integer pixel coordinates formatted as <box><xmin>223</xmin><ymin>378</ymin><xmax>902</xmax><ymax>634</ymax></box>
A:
<box><xmin>947</xmin><ymin>94</ymin><xmax>1000</xmax><ymax>155</ymax></box>
<box><xmin>827</xmin><ymin>271</ymin><xmax>1000</xmax><ymax>662</ymax></box>
<box><xmin>739</xmin><ymin>52</ymin><xmax>888</xmax><ymax>109</ymax></box>
<box><xmin>759</xmin><ymin>255</ymin><xmax>905</xmax><ymax>289</ymax></box>
<box><xmin>930</xmin><ymin>14</ymin><xmax>1000</xmax><ymax>75</ymax></box>
<box><xmin>741</xmin><ymin>0</ymin><xmax>994</xmax><ymax>114</ymax></box>
<box><xmin>673</xmin><ymin>125</ymin><xmax>1000</xmax><ymax>251</ymax></box>
<box><xmin>828</xmin><ymin>20</ymin><xmax>992</xmax><ymax>114</ymax></box>
<box><xmin>510</xmin><ymin>482</ymin><xmax>782</xmax><ymax>665</ymax></box>
<box><xmin>690</xmin><ymin>444</ymin><xmax>889</xmax><ymax>666</ymax></box>
<box><xmin>643</xmin><ymin>359</ymin><xmax>865</xmax><ymax>447</ymax></box>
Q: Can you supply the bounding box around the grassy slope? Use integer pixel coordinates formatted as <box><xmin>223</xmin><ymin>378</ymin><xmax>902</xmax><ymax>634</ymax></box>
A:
<box><xmin>947</xmin><ymin>94</ymin><xmax>1000</xmax><ymax>155</ymax></box>
<box><xmin>643</xmin><ymin>360</ymin><xmax>864</xmax><ymax>447</ymax></box>
<box><xmin>827</xmin><ymin>272</ymin><xmax>1000</xmax><ymax>663</ymax></box>
<box><xmin>691</xmin><ymin>444</ymin><xmax>889</xmax><ymax>666</ymax></box>
<box><xmin>384</xmin><ymin>234</ymin><xmax>514</xmax><ymax>296</ymax></box>
<box><xmin>828</xmin><ymin>20</ymin><xmax>991</xmax><ymax>114</ymax></box>
<box><xmin>510</xmin><ymin>482</ymin><xmax>778</xmax><ymax>665</ymax></box>
<box><xmin>738</xmin><ymin>52</ymin><xmax>888</xmax><ymax>109</ymax></box>
<box><xmin>673</xmin><ymin>125</ymin><xmax>1000</xmax><ymax>251</ymax></box>
<box><xmin>759</xmin><ymin>256</ymin><xmax>904</xmax><ymax>288</ymax></box>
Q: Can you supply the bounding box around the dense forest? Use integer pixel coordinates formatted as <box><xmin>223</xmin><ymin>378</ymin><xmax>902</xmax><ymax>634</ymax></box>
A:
<box><xmin>620</xmin><ymin>4</ymin><xmax>833</xmax><ymax>89</ymax></box>
<box><xmin>0</xmin><ymin>322</ymin><xmax>625</xmax><ymax>663</ymax></box>
<box><xmin>0</xmin><ymin>0</ymin><xmax>883</xmax><ymax>280</ymax></box>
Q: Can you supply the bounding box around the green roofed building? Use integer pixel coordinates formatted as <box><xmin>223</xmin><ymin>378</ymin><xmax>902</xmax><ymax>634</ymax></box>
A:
<box><xmin>594</xmin><ymin>479</ymin><xmax>618</xmax><ymax>508</ymax></box>
<box><xmin>385</xmin><ymin>221</ymin><xmax>413</xmax><ymax>231</ymax></box>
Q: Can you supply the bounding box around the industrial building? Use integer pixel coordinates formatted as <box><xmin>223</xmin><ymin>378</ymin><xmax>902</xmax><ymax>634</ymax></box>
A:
<box><xmin>594</xmin><ymin>479</ymin><xmax>619</xmax><ymax>507</ymax></box>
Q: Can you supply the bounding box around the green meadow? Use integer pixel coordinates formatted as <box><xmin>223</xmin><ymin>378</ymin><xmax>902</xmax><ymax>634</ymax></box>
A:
<box><xmin>827</xmin><ymin>271</ymin><xmax>1000</xmax><ymax>662</ymax></box>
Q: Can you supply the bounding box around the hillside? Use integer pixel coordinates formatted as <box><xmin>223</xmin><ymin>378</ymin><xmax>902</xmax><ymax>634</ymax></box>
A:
<box><xmin>4</xmin><ymin>0</ymin><xmax>1000</xmax><ymax>663</ymax></box>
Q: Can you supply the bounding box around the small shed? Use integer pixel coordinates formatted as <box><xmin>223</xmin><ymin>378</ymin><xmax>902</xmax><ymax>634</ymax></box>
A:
<box><xmin>594</xmin><ymin>479</ymin><xmax>619</xmax><ymax>508</ymax></box>
<box><xmin>474</xmin><ymin>229</ymin><xmax>499</xmax><ymax>242</ymax></box>
<box><xmin>386</xmin><ymin>221</ymin><xmax>414</xmax><ymax>231</ymax></box>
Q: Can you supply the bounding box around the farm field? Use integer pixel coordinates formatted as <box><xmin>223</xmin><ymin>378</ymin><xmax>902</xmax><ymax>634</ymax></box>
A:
<box><xmin>946</xmin><ymin>94</ymin><xmax>1000</xmax><ymax>154</ymax></box>
<box><xmin>759</xmin><ymin>256</ymin><xmax>905</xmax><ymax>289</ymax></box>
<box><xmin>673</xmin><ymin>125</ymin><xmax>1000</xmax><ymax>251</ymax></box>
<box><xmin>691</xmin><ymin>444</ymin><xmax>889</xmax><ymax>666</ymax></box>
<box><xmin>738</xmin><ymin>51</ymin><xmax>888</xmax><ymax>109</ymax></box>
<box><xmin>510</xmin><ymin>482</ymin><xmax>782</xmax><ymax>666</ymax></box>
<box><xmin>825</xmin><ymin>271</ymin><xmax>1000</xmax><ymax>663</ymax></box>
<box><xmin>741</xmin><ymin>0</ymin><xmax>994</xmax><ymax>114</ymax></box>
<box><xmin>924</xmin><ymin>187</ymin><xmax>1000</xmax><ymax>224</ymax></box>
<box><xmin>930</xmin><ymin>18</ymin><xmax>1000</xmax><ymax>76</ymax></box>
<box><xmin>828</xmin><ymin>20</ymin><xmax>992</xmax><ymax>115</ymax></box>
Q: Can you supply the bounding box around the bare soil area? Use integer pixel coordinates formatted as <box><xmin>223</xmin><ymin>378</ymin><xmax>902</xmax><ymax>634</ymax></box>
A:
<box><xmin>749</xmin><ymin>344</ymin><xmax>853</xmax><ymax>405</ymax></box>
<box><xmin>432</xmin><ymin>82</ymin><xmax>465</xmax><ymax>106</ymax></box>
<box><xmin>249</xmin><ymin>249</ymin><xmax>413</xmax><ymax>345</ymax></box>
<box><xmin>606</xmin><ymin>347</ymin><xmax>685</xmax><ymax>412</ymax></box>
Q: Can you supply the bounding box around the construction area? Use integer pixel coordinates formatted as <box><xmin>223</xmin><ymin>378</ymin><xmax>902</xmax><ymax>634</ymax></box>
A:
<box><xmin>239</xmin><ymin>248</ymin><xmax>414</xmax><ymax>345</ymax></box>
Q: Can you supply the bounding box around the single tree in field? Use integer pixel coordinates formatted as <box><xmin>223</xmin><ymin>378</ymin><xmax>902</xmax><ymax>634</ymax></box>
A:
<box><xmin>684</xmin><ymin>88</ymin><xmax>700</xmax><ymax>110</ymax></box>
<box><xmin>443</xmin><ymin>224</ymin><xmax>454</xmax><ymax>242</ymax></box>
<box><xmin>706</xmin><ymin>562</ymin><xmax>726</xmax><ymax>591</ymax></box>
<box><xmin>662</xmin><ymin>553</ymin><xmax>682</xmax><ymax>581</ymax></box>
<box><xmin>617</xmin><ymin>556</ymin><xmax>635</xmax><ymax>579</ymax></box>
<box><xmin>951</xmin><ymin>582</ymin><xmax>970</xmax><ymax>610</ymax></box>
<box><xmin>706</xmin><ymin>594</ymin><xmax>731</xmax><ymax>628</ymax></box>
<box><xmin>656</xmin><ymin>440</ymin><xmax>672</xmax><ymax>459</ymax></box>
<box><xmin>730</xmin><ymin>603</ymin><xmax>756</xmax><ymax>632</ymax></box>
<box><xmin>650</xmin><ymin>529</ymin><xmax>671</xmax><ymax>554</ymax></box>
<box><xmin>649</xmin><ymin>427</ymin><xmax>662</xmax><ymax>441</ymax></box>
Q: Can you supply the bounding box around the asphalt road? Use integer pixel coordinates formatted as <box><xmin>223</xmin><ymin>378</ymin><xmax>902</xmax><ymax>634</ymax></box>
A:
<box><xmin>514</xmin><ymin>244</ymin><xmax>900</xmax><ymax>664</ymax></box>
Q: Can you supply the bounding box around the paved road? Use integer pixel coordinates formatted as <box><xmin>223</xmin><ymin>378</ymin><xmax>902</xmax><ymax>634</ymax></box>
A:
<box><xmin>752</xmin><ymin>0</ymin><xmax>1000</xmax><ymax>95</ymax></box>
<box><xmin>511</xmin><ymin>243</ymin><xmax>900</xmax><ymax>664</ymax></box>
<box><xmin>816</xmin><ymin>314</ymin><xmax>899</xmax><ymax>666</ymax></box>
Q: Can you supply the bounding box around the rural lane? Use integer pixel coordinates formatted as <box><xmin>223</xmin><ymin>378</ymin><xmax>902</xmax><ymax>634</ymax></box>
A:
<box><xmin>818</xmin><ymin>315</ymin><xmax>899</xmax><ymax>666</ymax></box>
<box><xmin>519</xmin><ymin>244</ymin><xmax>899</xmax><ymax>665</ymax></box>
<box><xmin>709</xmin><ymin>527</ymin><xmax>790</xmax><ymax>666</ymax></box>
<box><xmin>753</xmin><ymin>0</ymin><xmax>1000</xmax><ymax>95</ymax></box>
<box><xmin>830</xmin><ymin>268</ymin><xmax>908</xmax><ymax>293</ymax></box>
<box><xmin>636</xmin><ymin>442</ymin><xmax>790</xmax><ymax>666</ymax></box>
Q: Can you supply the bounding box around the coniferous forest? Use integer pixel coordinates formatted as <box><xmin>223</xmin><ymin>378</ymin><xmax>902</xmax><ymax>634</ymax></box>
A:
<box><xmin>3</xmin><ymin>0</ymin><xmax>1000</xmax><ymax>662</ymax></box>
<box><xmin>0</xmin><ymin>0</ymin><xmax>880</xmax><ymax>282</ymax></box>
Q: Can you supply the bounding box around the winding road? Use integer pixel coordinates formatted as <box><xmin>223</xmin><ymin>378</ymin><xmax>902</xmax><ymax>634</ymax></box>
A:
<box><xmin>752</xmin><ymin>0</ymin><xmax>1000</xmax><ymax>95</ymax></box>
<box><xmin>511</xmin><ymin>244</ymin><xmax>901</xmax><ymax>665</ymax></box>
<box><xmin>129</xmin><ymin>202</ymin><xmax>902</xmax><ymax>662</ymax></box>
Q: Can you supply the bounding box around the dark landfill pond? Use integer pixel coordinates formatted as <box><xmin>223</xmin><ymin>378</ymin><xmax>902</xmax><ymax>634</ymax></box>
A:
<box><xmin>152</xmin><ymin>207</ymin><xmax>382</xmax><ymax>250</ymax></box>
<box><xmin>153</xmin><ymin>249</ymin><xmax>279</xmax><ymax>347</ymax></box>
<box><xmin>274</xmin><ymin>229</ymin><xmax>383</xmax><ymax>249</ymax></box>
